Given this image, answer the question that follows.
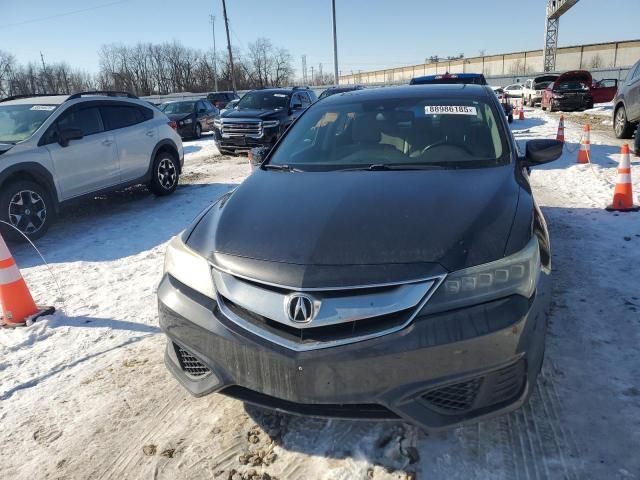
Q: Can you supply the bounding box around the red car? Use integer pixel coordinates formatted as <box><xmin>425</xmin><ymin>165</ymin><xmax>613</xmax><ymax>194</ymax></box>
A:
<box><xmin>541</xmin><ymin>71</ymin><xmax>594</xmax><ymax>112</ymax></box>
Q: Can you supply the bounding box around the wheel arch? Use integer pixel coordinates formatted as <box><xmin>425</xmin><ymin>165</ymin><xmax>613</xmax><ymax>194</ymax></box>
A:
<box><xmin>150</xmin><ymin>139</ymin><xmax>181</xmax><ymax>173</ymax></box>
<box><xmin>0</xmin><ymin>163</ymin><xmax>60</xmax><ymax>211</ymax></box>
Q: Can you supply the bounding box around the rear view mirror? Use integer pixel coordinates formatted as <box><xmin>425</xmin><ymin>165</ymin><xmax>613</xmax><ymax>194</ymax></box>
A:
<box><xmin>522</xmin><ymin>139</ymin><xmax>563</xmax><ymax>166</ymax></box>
<box><xmin>58</xmin><ymin>128</ymin><xmax>83</xmax><ymax>147</ymax></box>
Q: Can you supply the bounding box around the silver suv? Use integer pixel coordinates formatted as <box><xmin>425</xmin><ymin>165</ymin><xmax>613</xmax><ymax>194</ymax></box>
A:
<box><xmin>0</xmin><ymin>91</ymin><xmax>184</xmax><ymax>240</ymax></box>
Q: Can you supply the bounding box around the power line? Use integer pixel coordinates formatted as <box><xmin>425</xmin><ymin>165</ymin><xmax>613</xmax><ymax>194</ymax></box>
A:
<box><xmin>0</xmin><ymin>0</ymin><xmax>130</xmax><ymax>29</ymax></box>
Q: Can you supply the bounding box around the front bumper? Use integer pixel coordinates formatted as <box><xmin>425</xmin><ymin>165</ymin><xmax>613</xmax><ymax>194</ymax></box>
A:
<box><xmin>551</xmin><ymin>95</ymin><xmax>593</xmax><ymax>111</ymax></box>
<box><xmin>158</xmin><ymin>273</ymin><xmax>550</xmax><ymax>431</ymax></box>
<box><xmin>213</xmin><ymin>128</ymin><xmax>279</xmax><ymax>152</ymax></box>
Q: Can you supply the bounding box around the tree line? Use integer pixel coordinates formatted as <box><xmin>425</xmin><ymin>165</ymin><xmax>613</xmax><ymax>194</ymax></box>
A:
<box><xmin>0</xmin><ymin>38</ymin><xmax>297</xmax><ymax>99</ymax></box>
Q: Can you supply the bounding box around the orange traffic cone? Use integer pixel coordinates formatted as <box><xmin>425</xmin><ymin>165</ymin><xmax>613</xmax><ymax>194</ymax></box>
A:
<box><xmin>0</xmin><ymin>233</ymin><xmax>54</xmax><ymax>326</ymax></box>
<box><xmin>606</xmin><ymin>144</ymin><xmax>639</xmax><ymax>212</ymax></box>
<box><xmin>577</xmin><ymin>124</ymin><xmax>591</xmax><ymax>164</ymax></box>
<box><xmin>556</xmin><ymin>115</ymin><xmax>565</xmax><ymax>142</ymax></box>
<box><xmin>518</xmin><ymin>104</ymin><xmax>525</xmax><ymax>120</ymax></box>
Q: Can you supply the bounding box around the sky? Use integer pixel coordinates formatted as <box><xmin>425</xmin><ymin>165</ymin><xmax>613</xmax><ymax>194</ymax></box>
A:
<box><xmin>1</xmin><ymin>0</ymin><xmax>639</xmax><ymax>78</ymax></box>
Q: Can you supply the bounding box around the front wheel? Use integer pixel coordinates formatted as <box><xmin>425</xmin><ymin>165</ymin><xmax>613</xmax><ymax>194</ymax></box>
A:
<box><xmin>149</xmin><ymin>152</ymin><xmax>180</xmax><ymax>196</ymax></box>
<box><xmin>614</xmin><ymin>106</ymin><xmax>634</xmax><ymax>139</ymax></box>
<box><xmin>193</xmin><ymin>123</ymin><xmax>202</xmax><ymax>139</ymax></box>
<box><xmin>0</xmin><ymin>180</ymin><xmax>54</xmax><ymax>241</ymax></box>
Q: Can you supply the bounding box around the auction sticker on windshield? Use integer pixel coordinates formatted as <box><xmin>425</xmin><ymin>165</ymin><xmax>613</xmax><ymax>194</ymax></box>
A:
<box><xmin>425</xmin><ymin>105</ymin><xmax>477</xmax><ymax>115</ymax></box>
<box><xmin>30</xmin><ymin>105</ymin><xmax>56</xmax><ymax>111</ymax></box>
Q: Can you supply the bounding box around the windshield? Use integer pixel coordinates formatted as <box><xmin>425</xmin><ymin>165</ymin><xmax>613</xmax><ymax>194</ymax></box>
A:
<box><xmin>268</xmin><ymin>94</ymin><xmax>509</xmax><ymax>171</ymax></box>
<box><xmin>237</xmin><ymin>91</ymin><xmax>289</xmax><ymax>110</ymax></box>
<box><xmin>0</xmin><ymin>104</ymin><xmax>57</xmax><ymax>143</ymax></box>
<box><xmin>161</xmin><ymin>102</ymin><xmax>196</xmax><ymax>114</ymax></box>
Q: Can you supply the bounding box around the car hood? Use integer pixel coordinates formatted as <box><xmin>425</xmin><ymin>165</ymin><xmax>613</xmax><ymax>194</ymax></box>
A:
<box><xmin>222</xmin><ymin>108</ymin><xmax>282</xmax><ymax>119</ymax></box>
<box><xmin>186</xmin><ymin>166</ymin><xmax>522</xmax><ymax>284</ymax></box>
<box><xmin>0</xmin><ymin>143</ymin><xmax>14</xmax><ymax>156</ymax></box>
<box><xmin>533</xmin><ymin>74</ymin><xmax>559</xmax><ymax>84</ymax></box>
<box><xmin>166</xmin><ymin>113</ymin><xmax>194</xmax><ymax>122</ymax></box>
<box><xmin>554</xmin><ymin>70</ymin><xmax>592</xmax><ymax>86</ymax></box>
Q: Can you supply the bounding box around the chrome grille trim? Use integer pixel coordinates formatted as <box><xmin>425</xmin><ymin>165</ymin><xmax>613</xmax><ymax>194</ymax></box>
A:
<box><xmin>220</xmin><ymin>118</ymin><xmax>262</xmax><ymax>138</ymax></box>
<box><xmin>212</xmin><ymin>269</ymin><xmax>446</xmax><ymax>352</ymax></box>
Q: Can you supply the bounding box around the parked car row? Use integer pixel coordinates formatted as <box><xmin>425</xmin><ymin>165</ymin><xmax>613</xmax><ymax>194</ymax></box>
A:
<box><xmin>501</xmin><ymin>70</ymin><xmax>619</xmax><ymax>112</ymax></box>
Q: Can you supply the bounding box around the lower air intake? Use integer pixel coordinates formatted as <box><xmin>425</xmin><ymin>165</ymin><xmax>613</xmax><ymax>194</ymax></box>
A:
<box><xmin>422</xmin><ymin>378</ymin><xmax>483</xmax><ymax>414</ymax></box>
<box><xmin>174</xmin><ymin>343</ymin><xmax>211</xmax><ymax>378</ymax></box>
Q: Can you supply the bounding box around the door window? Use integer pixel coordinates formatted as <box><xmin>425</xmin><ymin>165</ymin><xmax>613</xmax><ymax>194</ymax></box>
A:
<box><xmin>58</xmin><ymin>107</ymin><xmax>104</xmax><ymax>136</ymax></box>
<box><xmin>300</xmin><ymin>92</ymin><xmax>311</xmax><ymax>108</ymax></box>
<box><xmin>100</xmin><ymin>106</ymin><xmax>144</xmax><ymax>131</ymax></box>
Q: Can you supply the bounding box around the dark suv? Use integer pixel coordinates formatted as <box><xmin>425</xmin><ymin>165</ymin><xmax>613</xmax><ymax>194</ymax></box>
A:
<box><xmin>212</xmin><ymin>87</ymin><xmax>317</xmax><ymax>155</ymax></box>
<box><xmin>207</xmin><ymin>91</ymin><xmax>240</xmax><ymax>109</ymax></box>
<box><xmin>613</xmin><ymin>58</ymin><xmax>640</xmax><ymax>143</ymax></box>
<box><xmin>159</xmin><ymin>85</ymin><xmax>563</xmax><ymax>431</ymax></box>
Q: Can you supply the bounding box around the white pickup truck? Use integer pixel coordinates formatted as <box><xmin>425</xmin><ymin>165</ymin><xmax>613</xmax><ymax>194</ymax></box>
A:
<box><xmin>522</xmin><ymin>74</ymin><xmax>559</xmax><ymax>107</ymax></box>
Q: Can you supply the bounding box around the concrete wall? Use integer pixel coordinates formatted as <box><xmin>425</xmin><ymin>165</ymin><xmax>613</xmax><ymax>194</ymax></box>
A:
<box><xmin>340</xmin><ymin>39</ymin><xmax>640</xmax><ymax>86</ymax></box>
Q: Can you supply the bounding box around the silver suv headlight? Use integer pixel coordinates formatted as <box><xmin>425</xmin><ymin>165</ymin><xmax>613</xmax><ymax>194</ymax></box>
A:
<box><xmin>422</xmin><ymin>237</ymin><xmax>541</xmax><ymax>315</ymax></box>
<box><xmin>163</xmin><ymin>235</ymin><xmax>215</xmax><ymax>299</ymax></box>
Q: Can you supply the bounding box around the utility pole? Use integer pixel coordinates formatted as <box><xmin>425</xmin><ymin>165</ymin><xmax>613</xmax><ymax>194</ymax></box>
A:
<box><xmin>310</xmin><ymin>66</ymin><xmax>314</xmax><ymax>86</ymax></box>
<box><xmin>40</xmin><ymin>51</ymin><xmax>52</xmax><ymax>93</ymax></box>
<box><xmin>209</xmin><ymin>14</ymin><xmax>218</xmax><ymax>91</ymax></box>
<box><xmin>221</xmin><ymin>0</ymin><xmax>236</xmax><ymax>92</ymax></box>
<box><xmin>331</xmin><ymin>0</ymin><xmax>339</xmax><ymax>85</ymax></box>
<box><xmin>301</xmin><ymin>55</ymin><xmax>307</xmax><ymax>85</ymax></box>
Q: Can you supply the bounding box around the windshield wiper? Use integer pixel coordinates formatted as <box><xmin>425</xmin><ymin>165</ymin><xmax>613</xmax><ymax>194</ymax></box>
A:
<box><xmin>261</xmin><ymin>164</ymin><xmax>303</xmax><ymax>172</ymax></box>
<box><xmin>339</xmin><ymin>163</ymin><xmax>447</xmax><ymax>171</ymax></box>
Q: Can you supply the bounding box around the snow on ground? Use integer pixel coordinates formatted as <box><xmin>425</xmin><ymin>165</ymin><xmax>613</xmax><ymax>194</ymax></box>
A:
<box><xmin>1</xmin><ymin>116</ymin><xmax>639</xmax><ymax>480</ymax></box>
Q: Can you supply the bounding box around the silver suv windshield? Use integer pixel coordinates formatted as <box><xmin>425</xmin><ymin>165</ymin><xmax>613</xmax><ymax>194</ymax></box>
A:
<box><xmin>161</xmin><ymin>102</ymin><xmax>196</xmax><ymax>114</ymax></box>
<box><xmin>268</xmin><ymin>95</ymin><xmax>509</xmax><ymax>171</ymax></box>
<box><xmin>0</xmin><ymin>104</ymin><xmax>57</xmax><ymax>143</ymax></box>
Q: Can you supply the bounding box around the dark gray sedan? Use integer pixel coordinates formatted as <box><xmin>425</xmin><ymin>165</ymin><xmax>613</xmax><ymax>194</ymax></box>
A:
<box><xmin>158</xmin><ymin>85</ymin><xmax>562</xmax><ymax>431</ymax></box>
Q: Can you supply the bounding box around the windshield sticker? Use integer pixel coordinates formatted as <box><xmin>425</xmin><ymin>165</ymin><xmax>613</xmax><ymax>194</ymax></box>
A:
<box><xmin>425</xmin><ymin>105</ymin><xmax>477</xmax><ymax>115</ymax></box>
<box><xmin>30</xmin><ymin>105</ymin><xmax>56</xmax><ymax>111</ymax></box>
<box><xmin>273</xmin><ymin>94</ymin><xmax>288</xmax><ymax>97</ymax></box>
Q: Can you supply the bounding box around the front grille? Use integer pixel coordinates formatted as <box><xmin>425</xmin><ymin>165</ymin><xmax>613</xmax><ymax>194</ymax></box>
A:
<box><xmin>174</xmin><ymin>343</ymin><xmax>211</xmax><ymax>378</ymax></box>
<box><xmin>220</xmin><ymin>294</ymin><xmax>412</xmax><ymax>345</ymax></box>
<box><xmin>221</xmin><ymin>120</ymin><xmax>261</xmax><ymax>137</ymax></box>
<box><xmin>222</xmin><ymin>386</ymin><xmax>399</xmax><ymax>420</ymax></box>
<box><xmin>422</xmin><ymin>378</ymin><xmax>483</xmax><ymax>414</ymax></box>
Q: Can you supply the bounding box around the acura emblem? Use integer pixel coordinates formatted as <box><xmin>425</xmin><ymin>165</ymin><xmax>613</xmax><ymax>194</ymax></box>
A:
<box><xmin>286</xmin><ymin>294</ymin><xmax>315</xmax><ymax>323</ymax></box>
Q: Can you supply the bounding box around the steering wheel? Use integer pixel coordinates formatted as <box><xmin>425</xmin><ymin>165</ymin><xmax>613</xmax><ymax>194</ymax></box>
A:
<box><xmin>420</xmin><ymin>140</ymin><xmax>474</xmax><ymax>156</ymax></box>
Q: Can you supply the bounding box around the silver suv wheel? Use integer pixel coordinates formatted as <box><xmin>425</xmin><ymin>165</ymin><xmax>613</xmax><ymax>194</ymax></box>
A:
<box><xmin>158</xmin><ymin>158</ymin><xmax>177</xmax><ymax>190</ymax></box>
<box><xmin>9</xmin><ymin>190</ymin><xmax>47</xmax><ymax>235</ymax></box>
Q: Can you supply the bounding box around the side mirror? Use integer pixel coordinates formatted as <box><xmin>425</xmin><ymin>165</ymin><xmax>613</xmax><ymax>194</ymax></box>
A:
<box><xmin>248</xmin><ymin>146</ymin><xmax>271</xmax><ymax>171</ymax></box>
<box><xmin>58</xmin><ymin>128</ymin><xmax>83</xmax><ymax>147</ymax></box>
<box><xmin>522</xmin><ymin>139</ymin><xmax>563</xmax><ymax>166</ymax></box>
<box><xmin>291</xmin><ymin>102</ymin><xmax>303</xmax><ymax>111</ymax></box>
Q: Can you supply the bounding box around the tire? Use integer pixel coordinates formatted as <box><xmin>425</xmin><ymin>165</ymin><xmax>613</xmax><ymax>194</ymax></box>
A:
<box><xmin>0</xmin><ymin>180</ymin><xmax>54</xmax><ymax>241</ymax></box>
<box><xmin>194</xmin><ymin>123</ymin><xmax>202</xmax><ymax>139</ymax></box>
<box><xmin>614</xmin><ymin>105</ymin><xmax>634</xmax><ymax>139</ymax></box>
<box><xmin>541</xmin><ymin>104</ymin><xmax>547</xmax><ymax>111</ymax></box>
<box><xmin>149</xmin><ymin>151</ymin><xmax>180</xmax><ymax>196</ymax></box>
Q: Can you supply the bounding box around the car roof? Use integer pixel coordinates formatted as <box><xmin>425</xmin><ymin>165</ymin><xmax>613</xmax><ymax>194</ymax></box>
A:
<box><xmin>410</xmin><ymin>73</ymin><xmax>486</xmax><ymax>85</ymax></box>
<box><xmin>1</xmin><ymin>95</ymin><xmax>69</xmax><ymax>105</ymax></box>
<box><xmin>319</xmin><ymin>84</ymin><xmax>490</xmax><ymax>104</ymax></box>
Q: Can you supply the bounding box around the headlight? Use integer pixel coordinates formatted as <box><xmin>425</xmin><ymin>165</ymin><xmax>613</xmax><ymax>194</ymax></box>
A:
<box><xmin>183</xmin><ymin>118</ymin><xmax>193</xmax><ymax>124</ymax></box>
<box><xmin>214</xmin><ymin>119</ymin><xmax>222</xmax><ymax>128</ymax></box>
<box><xmin>553</xmin><ymin>93</ymin><xmax>565</xmax><ymax>99</ymax></box>
<box><xmin>262</xmin><ymin>120</ymin><xmax>280</xmax><ymax>128</ymax></box>
<box><xmin>163</xmin><ymin>235</ymin><xmax>216</xmax><ymax>299</ymax></box>
<box><xmin>421</xmin><ymin>237</ymin><xmax>540</xmax><ymax>315</ymax></box>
